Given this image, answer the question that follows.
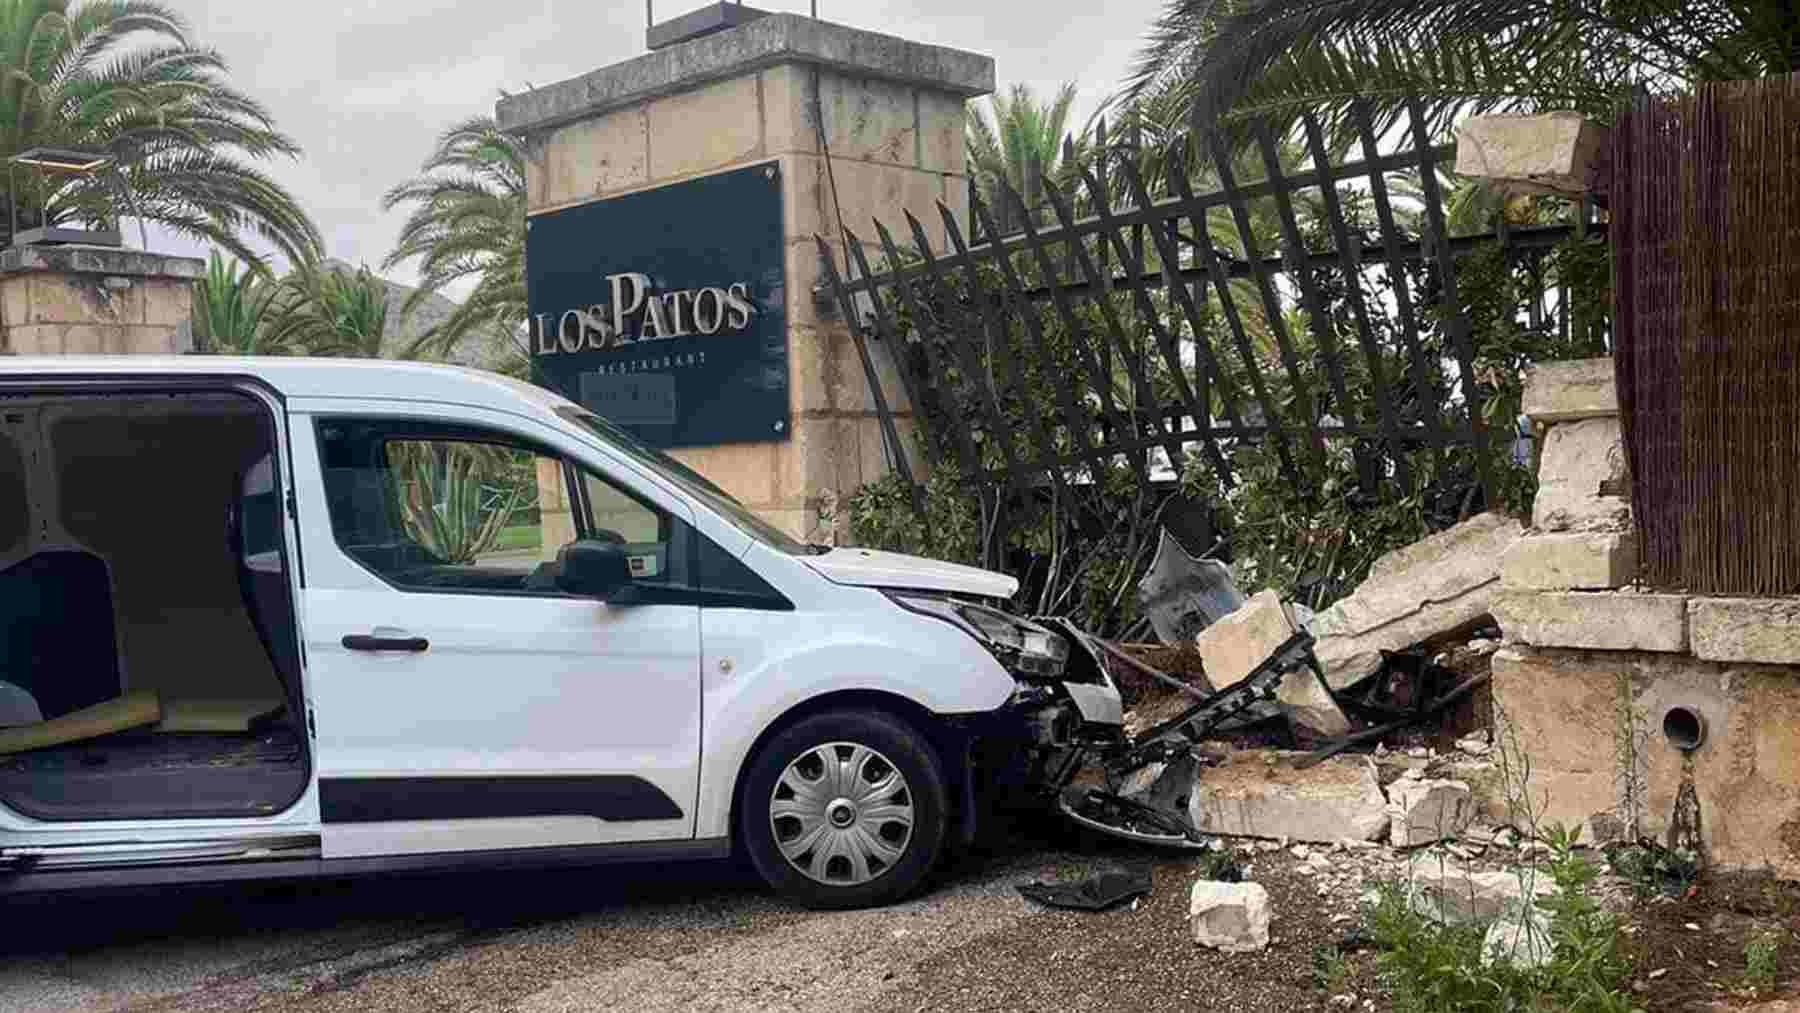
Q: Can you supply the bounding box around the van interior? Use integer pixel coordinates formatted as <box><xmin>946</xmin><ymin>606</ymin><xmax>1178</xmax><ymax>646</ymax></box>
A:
<box><xmin>0</xmin><ymin>389</ymin><xmax>308</xmax><ymax>822</ymax></box>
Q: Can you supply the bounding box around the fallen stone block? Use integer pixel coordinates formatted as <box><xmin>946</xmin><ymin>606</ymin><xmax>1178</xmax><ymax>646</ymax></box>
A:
<box><xmin>1492</xmin><ymin>590</ymin><xmax>1687</xmax><ymax>652</ymax></box>
<box><xmin>1688</xmin><ymin>597</ymin><xmax>1800</xmax><ymax>664</ymax></box>
<box><xmin>1521</xmin><ymin>357</ymin><xmax>1618</xmax><ymax>424</ymax></box>
<box><xmin>1533</xmin><ymin>417</ymin><xmax>1631</xmax><ymax>532</ymax></box>
<box><xmin>1189</xmin><ymin>880</ymin><xmax>1271</xmax><ymax>952</ymax></box>
<box><xmin>1188</xmin><ymin>751</ymin><xmax>1389</xmax><ymax>844</ymax></box>
<box><xmin>1501</xmin><ymin>531</ymin><xmax>1638</xmax><ymax>591</ymax></box>
<box><xmin>1483</xmin><ymin>911</ymin><xmax>1554</xmax><ymax>969</ymax></box>
<box><xmin>1407</xmin><ymin>861</ymin><xmax>1552</xmax><ymax>924</ymax></box>
<box><xmin>1453</xmin><ymin>112</ymin><xmax>1610</xmax><ymax>197</ymax></box>
<box><xmin>1199</xmin><ymin>590</ymin><xmax>1350</xmax><ymax>737</ymax></box>
<box><xmin>1310</xmin><ymin>513</ymin><xmax>1523</xmax><ymax>689</ymax></box>
<box><xmin>1388</xmin><ymin>778</ymin><xmax>1476</xmax><ymax>847</ymax></box>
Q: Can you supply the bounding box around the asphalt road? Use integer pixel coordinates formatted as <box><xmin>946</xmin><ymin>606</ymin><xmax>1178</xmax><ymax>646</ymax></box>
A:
<box><xmin>0</xmin><ymin>837</ymin><xmax>1130</xmax><ymax>1013</ymax></box>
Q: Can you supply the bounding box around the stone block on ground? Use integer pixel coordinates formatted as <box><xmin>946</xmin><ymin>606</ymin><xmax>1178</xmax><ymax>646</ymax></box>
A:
<box><xmin>1492</xmin><ymin>591</ymin><xmax>1687</xmax><ymax>652</ymax></box>
<box><xmin>1687</xmin><ymin>597</ymin><xmax>1800</xmax><ymax>665</ymax></box>
<box><xmin>1533</xmin><ymin>417</ymin><xmax>1630</xmax><ymax>532</ymax></box>
<box><xmin>1521</xmin><ymin>357</ymin><xmax>1618</xmax><ymax>424</ymax></box>
<box><xmin>1483</xmin><ymin>911</ymin><xmax>1554</xmax><ymax>969</ymax></box>
<box><xmin>1199</xmin><ymin>590</ymin><xmax>1349</xmax><ymax>736</ymax></box>
<box><xmin>1187</xmin><ymin>750</ymin><xmax>1389</xmax><ymax>843</ymax></box>
<box><xmin>1388</xmin><ymin>778</ymin><xmax>1476</xmax><ymax>847</ymax></box>
<box><xmin>1310</xmin><ymin>512</ymin><xmax>1523</xmax><ymax>689</ymax></box>
<box><xmin>1501</xmin><ymin>532</ymin><xmax>1638</xmax><ymax>591</ymax></box>
<box><xmin>1408</xmin><ymin>861</ymin><xmax>1552</xmax><ymax>925</ymax></box>
<box><xmin>1189</xmin><ymin>880</ymin><xmax>1271</xmax><ymax>952</ymax></box>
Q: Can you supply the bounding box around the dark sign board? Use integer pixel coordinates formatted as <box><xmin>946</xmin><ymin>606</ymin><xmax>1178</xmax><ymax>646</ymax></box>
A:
<box><xmin>525</xmin><ymin>161</ymin><xmax>787</xmax><ymax>447</ymax></box>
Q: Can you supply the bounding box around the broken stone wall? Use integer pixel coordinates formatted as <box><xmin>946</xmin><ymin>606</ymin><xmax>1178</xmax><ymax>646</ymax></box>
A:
<box><xmin>1491</xmin><ymin>358</ymin><xmax>1800</xmax><ymax>877</ymax></box>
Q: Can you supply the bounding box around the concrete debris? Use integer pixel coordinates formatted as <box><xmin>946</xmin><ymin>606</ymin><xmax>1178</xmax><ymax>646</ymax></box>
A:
<box><xmin>1483</xmin><ymin>911</ymin><xmax>1555</xmax><ymax>969</ymax></box>
<box><xmin>1309</xmin><ymin>512</ymin><xmax>1523</xmax><ymax>689</ymax></box>
<box><xmin>1198</xmin><ymin>590</ymin><xmax>1351</xmax><ymax>737</ymax></box>
<box><xmin>1189</xmin><ymin>880</ymin><xmax>1272</xmax><ymax>953</ymax></box>
<box><xmin>1388</xmin><ymin>779</ymin><xmax>1476</xmax><ymax>847</ymax></box>
<box><xmin>1455</xmin><ymin>734</ymin><xmax>1492</xmax><ymax>756</ymax></box>
<box><xmin>1188</xmin><ymin>751</ymin><xmax>1389</xmax><ymax>844</ymax></box>
<box><xmin>1407</xmin><ymin>862</ymin><xmax>1553</xmax><ymax>925</ymax></box>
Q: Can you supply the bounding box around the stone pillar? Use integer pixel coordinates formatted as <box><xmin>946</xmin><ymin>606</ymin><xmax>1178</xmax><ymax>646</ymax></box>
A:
<box><xmin>1487</xmin><ymin>357</ymin><xmax>1800</xmax><ymax>875</ymax></box>
<box><xmin>497</xmin><ymin>12</ymin><xmax>992</xmax><ymax>540</ymax></box>
<box><xmin>0</xmin><ymin>244</ymin><xmax>202</xmax><ymax>355</ymax></box>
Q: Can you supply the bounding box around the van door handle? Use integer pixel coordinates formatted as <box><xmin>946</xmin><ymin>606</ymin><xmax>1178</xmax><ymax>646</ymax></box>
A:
<box><xmin>342</xmin><ymin>634</ymin><xmax>430</xmax><ymax>653</ymax></box>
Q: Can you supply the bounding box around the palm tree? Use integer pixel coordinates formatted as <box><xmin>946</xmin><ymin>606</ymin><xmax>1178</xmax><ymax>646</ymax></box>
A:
<box><xmin>966</xmin><ymin>83</ymin><xmax>1095</xmax><ymax>236</ymax></box>
<box><xmin>1126</xmin><ymin>0</ymin><xmax>1787</xmax><ymax>149</ymax></box>
<box><xmin>193</xmin><ymin>251</ymin><xmax>281</xmax><ymax>353</ymax></box>
<box><xmin>381</xmin><ymin>116</ymin><xmax>526</xmax><ymax>363</ymax></box>
<box><xmin>262</xmin><ymin>262</ymin><xmax>391</xmax><ymax>358</ymax></box>
<box><xmin>0</xmin><ymin>0</ymin><xmax>321</xmax><ymax>264</ymax></box>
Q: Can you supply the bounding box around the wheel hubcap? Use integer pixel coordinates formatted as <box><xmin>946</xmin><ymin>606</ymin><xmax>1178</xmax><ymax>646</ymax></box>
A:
<box><xmin>769</xmin><ymin>741</ymin><xmax>914</xmax><ymax>886</ymax></box>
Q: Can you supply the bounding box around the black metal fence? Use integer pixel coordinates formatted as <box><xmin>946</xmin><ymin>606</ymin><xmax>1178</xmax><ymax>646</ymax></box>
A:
<box><xmin>817</xmin><ymin>99</ymin><xmax>1599</xmax><ymax>517</ymax></box>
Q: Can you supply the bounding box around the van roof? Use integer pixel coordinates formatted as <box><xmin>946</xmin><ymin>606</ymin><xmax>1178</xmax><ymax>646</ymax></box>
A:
<box><xmin>0</xmin><ymin>356</ymin><xmax>574</xmax><ymax>419</ymax></box>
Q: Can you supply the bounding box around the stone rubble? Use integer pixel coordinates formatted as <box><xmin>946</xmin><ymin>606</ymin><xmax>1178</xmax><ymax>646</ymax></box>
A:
<box><xmin>1483</xmin><ymin>911</ymin><xmax>1555</xmax><ymax>969</ymax></box>
<box><xmin>1189</xmin><ymin>880</ymin><xmax>1272</xmax><ymax>953</ymax></box>
<box><xmin>1196</xmin><ymin>590</ymin><xmax>1351</xmax><ymax>737</ymax></box>
<box><xmin>1307</xmin><ymin>512</ymin><xmax>1523</xmax><ymax>689</ymax></box>
<box><xmin>1387</xmin><ymin>778</ymin><xmax>1476</xmax><ymax>847</ymax></box>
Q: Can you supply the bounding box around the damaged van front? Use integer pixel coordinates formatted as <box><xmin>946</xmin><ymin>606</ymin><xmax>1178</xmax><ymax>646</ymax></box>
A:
<box><xmin>0</xmin><ymin>357</ymin><xmax>1118</xmax><ymax>911</ymax></box>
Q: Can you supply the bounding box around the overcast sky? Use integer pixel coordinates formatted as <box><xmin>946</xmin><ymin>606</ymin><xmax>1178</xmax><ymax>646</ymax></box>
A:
<box><xmin>159</xmin><ymin>0</ymin><xmax>1168</xmax><ymax>290</ymax></box>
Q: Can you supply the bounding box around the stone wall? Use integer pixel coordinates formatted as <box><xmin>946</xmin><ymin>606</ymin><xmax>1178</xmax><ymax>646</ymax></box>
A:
<box><xmin>500</xmin><ymin>15</ymin><xmax>991</xmax><ymax>540</ymax></box>
<box><xmin>1491</xmin><ymin>357</ymin><xmax>1800</xmax><ymax>876</ymax></box>
<box><xmin>0</xmin><ymin>245</ymin><xmax>201</xmax><ymax>356</ymax></box>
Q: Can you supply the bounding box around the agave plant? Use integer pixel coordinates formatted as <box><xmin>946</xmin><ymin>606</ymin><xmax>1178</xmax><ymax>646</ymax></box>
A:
<box><xmin>387</xmin><ymin>441</ymin><xmax>537</xmax><ymax>565</ymax></box>
<box><xmin>193</xmin><ymin>251</ymin><xmax>281</xmax><ymax>354</ymax></box>
<box><xmin>262</xmin><ymin>261</ymin><xmax>392</xmax><ymax>358</ymax></box>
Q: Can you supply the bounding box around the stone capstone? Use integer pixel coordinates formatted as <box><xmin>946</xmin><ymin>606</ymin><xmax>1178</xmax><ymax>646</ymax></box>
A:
<box><xmin>1189</xmin><ymin>880</ymin><xmax>1272</xmax><ymax>952</ymax></box>
<box><xmin>1188</xmin><ymin>751</ymin><xmax>1389</xmax><ymax>843</ymax></box>
<box><xmin>1309</xmin><ymin>512</ymin><xmax>1523</xmax><ymax>689</ymax></box>
<box><xmin>1198</xmin><ymin>590</ymin><xmax>1349</xmax><ymax>736</ymax></box>
<box><xmin>1521</xmin><ymin>357</ymin><xmax>1618</xmax><ymax>424</ymax></box>
<box><xmin>1452</xmin><ymin>112</ymin><xmax>1610</xmax><ymax>198</ymax></box>
<box><xmin>1501</xmin><ymin>531</ymin><xmax>1638</xmax><ymax>591</ymax></box>
<box><xmin>1388</xmin><ymin>778</ymin><xmax>1476</xmax><ymax>847</ymax></box>
<box><xmin>1492</xmin><ymin>591</ymin><xmax>1687</xmax><ymax>652</ymax></box>
<box><xmin>1688</xmin><ymin>597</ymin><xmax>1800</xmax><ymax>665</ymax></box>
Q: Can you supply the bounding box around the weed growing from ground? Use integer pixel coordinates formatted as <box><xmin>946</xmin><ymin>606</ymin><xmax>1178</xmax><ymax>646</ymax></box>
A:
<box><xmin>1745</xmin><ymin>930</ymin><xmax>1779</xmax><ymax>989</ymax></box>
<box><xmin>1367</xmin><ymin>824</ymin><xmax>1643</xmax><ymax>1013</ymax></box>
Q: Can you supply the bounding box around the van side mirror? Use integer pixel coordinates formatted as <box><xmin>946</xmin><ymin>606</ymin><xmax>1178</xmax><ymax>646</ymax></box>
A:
<box><xmin>555</xmin><ymin>540</ymin><xmax>633</xmax><ymax>599</ymax></box>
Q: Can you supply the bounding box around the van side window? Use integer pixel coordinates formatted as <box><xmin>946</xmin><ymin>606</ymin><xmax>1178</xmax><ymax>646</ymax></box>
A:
<box><xmin>316</xmin><ymin>419</ymin><xmax>684</xmax><ymax>596</ymax></box>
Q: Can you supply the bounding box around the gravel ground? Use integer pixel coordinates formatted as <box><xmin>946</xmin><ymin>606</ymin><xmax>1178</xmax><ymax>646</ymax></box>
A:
<box><xmin>0</xmin><ymin>821</ymin><xmax>1406</xmax><ymax>1013</ymax></box>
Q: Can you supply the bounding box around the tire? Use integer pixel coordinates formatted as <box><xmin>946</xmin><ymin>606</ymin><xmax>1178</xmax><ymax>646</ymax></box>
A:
<box><xmin>739</xmin><ymin>709</ymin><xmax>949</xmax><ymax>910</ymax></box>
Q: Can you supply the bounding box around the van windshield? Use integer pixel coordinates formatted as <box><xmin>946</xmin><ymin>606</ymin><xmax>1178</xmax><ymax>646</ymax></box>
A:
<box><xmin>557</xmin><ymin>406</ymin><xmax>814</xmax><ymax>555</ymax></box>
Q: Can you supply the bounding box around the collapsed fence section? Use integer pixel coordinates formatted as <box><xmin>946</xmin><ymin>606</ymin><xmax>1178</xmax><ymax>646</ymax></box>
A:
<box><xmin>815</xmin><ymin>100</ymin><xmax>1606</xmax><ymax>622</ymax></box>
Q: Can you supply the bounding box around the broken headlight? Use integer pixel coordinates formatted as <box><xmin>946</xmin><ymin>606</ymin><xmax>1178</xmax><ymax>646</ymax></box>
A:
<box><xmin>888</xmin><ymin>593</ymin><xmax>1070</xmax><ymax>678</ymax></box>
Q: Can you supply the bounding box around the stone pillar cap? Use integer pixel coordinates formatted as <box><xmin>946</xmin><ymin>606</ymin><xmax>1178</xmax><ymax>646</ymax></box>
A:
<box><xmin>496</xmin><ymin>12</ymin><xmax>994</xmax><ymax>136</ymax></box>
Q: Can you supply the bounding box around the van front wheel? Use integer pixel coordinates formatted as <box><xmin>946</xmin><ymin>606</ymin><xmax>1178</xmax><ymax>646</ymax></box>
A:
<box><xmin>739</xmin><ymin>710</ymin><xmax>948</xmax><ymax>910</ymax></box>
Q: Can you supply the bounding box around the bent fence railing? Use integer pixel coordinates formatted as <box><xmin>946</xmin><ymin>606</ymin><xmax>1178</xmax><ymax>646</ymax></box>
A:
<box><xmin>815</xmin><ymin>99</ymin><xmax>1603</xmax><ymax>523</ymax></box>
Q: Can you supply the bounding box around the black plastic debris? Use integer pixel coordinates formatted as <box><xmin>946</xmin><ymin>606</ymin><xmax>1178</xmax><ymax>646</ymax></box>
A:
<box><xmin>1016</xmin><ymin>864</ymin><xmax>1153</xmax><ymax>912</ymax></box>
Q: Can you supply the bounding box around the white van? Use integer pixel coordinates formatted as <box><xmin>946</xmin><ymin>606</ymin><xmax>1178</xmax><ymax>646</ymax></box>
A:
<box><xmin>0</xmin><ymin>358</ymin><xmax>1121</xmax><ymax>909</ymax></box>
